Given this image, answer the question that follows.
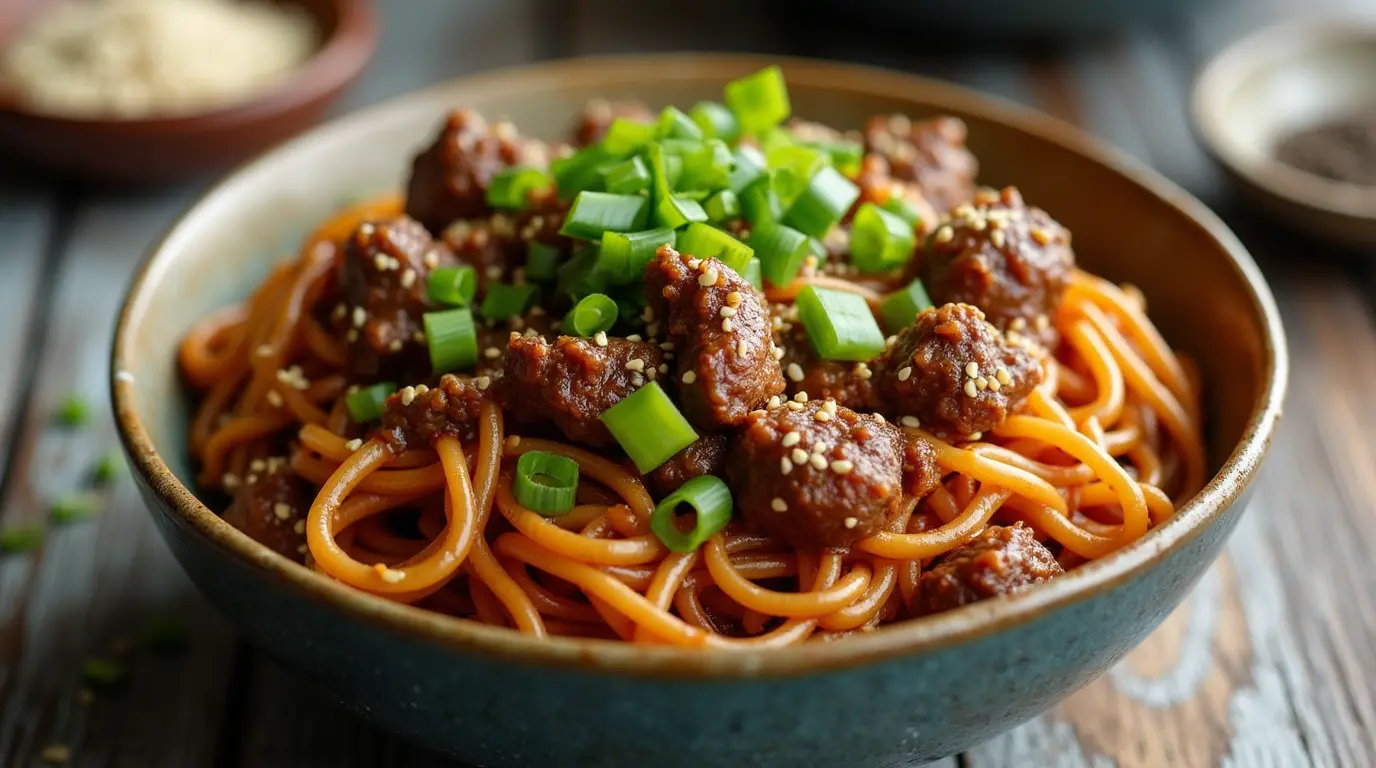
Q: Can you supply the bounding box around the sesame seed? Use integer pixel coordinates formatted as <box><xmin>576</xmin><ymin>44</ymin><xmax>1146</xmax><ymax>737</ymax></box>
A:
<box><xmin>895</xmin><ymin>416</ymin><xmax>918</xmax><ymax>429</ymax></box>
<box><xmin>822</xmin><ymin>400</ymin><xmax>837</xmax><ymax>415</ymax></box>
<box><xmin>658</xmin><ymin>364</ymin><xmax>669</xmax><ymax>374</ymax></box>
<box><xmin>477</xmin><ymin>376</ymin><xmax>492</xmax><ymax>390</ymax></box>
<box><xmin>1006</xmin><ymin>330</ymin><xmax>1023</xmax><ymax>344</ymax></box>
<box><xmin>815</xmin><ymin>410</ymin><xmax>832</xmax><ymax>423</ymax></box>
<box><xmin>594</xmin><ymin>331</ymin><xmax>608</xmax><ymax>347</ymax></box>
<box><xmin>484</xmin><ymin>346</ymin><xmax>502</xmax><ymax>359</ymax></box>
<box><xmin>791</xmin><ymin>448</ymin><xmax>809</xmax><ymax>464</ymax></box>
<box><xmin>389</xmin><ymin>338</ymin><xmax>404</xmax><ymax>352</ymax></box>
<box><xmin>626</xmin><ymin>334</ymin><xmax>643</xmax><ymax>342</ymax></box>
<box><xmin>1031</xmin><ymin>227</ymin><xmax>1051</xmax><ymax>245</ymax></box>
<box><xmin>351</xmin><ymin>306</ymin><xmax>367</xmax><ymax>328</ymax></box>
<box><xmin>726</xmin><ymin>291</ymin><xmax>743</xmax><ymax>306</ymax></box>
<box><xmin>855</xmin><ymin>363</ymin><xmax>873</xmax><ymax>380</ymax></box>
<box><xmin>297</xmin><ymin>543</ymin><xmax>307</xmax><ymax>554</ymax></box>
<box><xmin>400</xmin><ymin>268</ymin><xmax>417</xmax><ymax>288</ymax></box>
<box><xmin>809</xmin><ymin>453</ymin><xmax>829</xmax><ymax>469</ymax></box>
<box><xmin>794</xmin><ymin>391</ymin><xmax>809</xmax><ymax>403</ymax></box>
<box><xmin>222</xmin><ymin>473</ymin><xmax>241</xmax><ymax>490</ymax></box>
<box><xmin>265</xmin><ymin>390</ymin><xmax>283</xmax><ymax>407</ymax></box>
<box><xmin>771</xmin><ymin>497</ymin><xmax>788</xmax><ymax>512</ymax></box>
<box><xmin>897</xmin><ymin>366</ymin><xmax>913</xmax><ymax>382</ymax></box>
<box><xmin>413</xmin><ymin>330</ymin><xmax>426</xmax><ymax>343</ymax></box>
<box><xmin>767</xmin><ymin>395</ymin><xmax>782</xmax><ymax>408</ymax></box>
<box><xmin>749</xmin><ymin>408</ymin><xmax>766</xmax><ymax>418</ymax></box>
<box><xmin>1010</xmin><ymin>317</ymin><xmax>1027</xmax><ymax>332</ymax></box>
<box><xmin>530</xmin><ymin>305</ymin><xmax>546</xmax><ymax>316</ymax></box>
<box><xmin>40</xmin><ymin>744</ymin><xmax>70</xmax><ymax>764</ymax></box>
<box><xmin>812</xmin><ymin>441</ymin><xmax>826</xmax><ymax>454</ymax></box>
<box><xmin>273</xmin><ymin>503</ymin><xmax>293</xmax><ymax>521</ymax></box>
<box><xmin>646</xmin><ymin>323</ymin><xmax>661</xmax><ymax>337</ymax></box>
<box><xmin>660</xmin><ymin>341</ymin><xmax>675</xmax><ymax>351</ymax></box>
<box><xmin>935</xmin><ymin>226</ymin><xmax>954</xmax><ymax>243</ymax></box>
<box><xmin>400</xmin><ymin>386</ymin><xmax>417</xmax><ymax>406</ymax></box>
<box><xmin>245</xmin><ymin>474</ymin><xmax>258</xmax><ymax>485</ymax></box>
<box><xmin>373</xmin><ymin>253</ymin><xmax>388</xmax><ymax>270</ymax></box>
<box><xmin>781</xmin><ymin>457</ymin><xmax>794</xmax><ymax>474</ymax></box>
<box><xmin>988</xmin><ymin>378</ymin><xmax>1002</xmax><ymax>392</ymax></box>
<box><xmin>345</xmin><ymin>438</ymin><xmax>363</xmax><ymax>451</ymax></box>
<box><xmin>968</xmin><ymin>432</ymin><xmax>983</xmax><ymax>441</ymax></box>
<box><xmin>485</xmin><ymin>265</ymin><xmax>503</xmax><ymax>280</ymax></box>
<box><xmin>996</xmin><ymin>367</ymin><xmax>1012</xmax><ymax>385</ymax></box>
<box><xmin>773</xmin><ymin>347</ymin><xmax>785</xmax><ymax>360</ymax></box>
<box><xmin>1035</xmin><ymin>314</ymin><xmax>1050</xmax><ymax>331</ymax></box>
<box><xmin>255</xmin><ymin>344</ymin><xmax>274</xmax><ymax>358</ymax></box>
<box><xmin>737</xmin><ymin>339</ymin><xmax>748</xmax><ymax>358</ymax></box>
<box><xmin>698</xmin><ymin>268</ymin><xmax>719</xmax><ymax>287</ymax></box>
<box><xmin>782</xmin><ymin>431</ymin><xmax>801</xmax><ymax>447</ymax></box>
<box><xmin>721</xmin><ymin>318</ymin><xmax>734</xmax><ymax>332</ymax></box>
<box><xmin>843</xmin><ymin>516</ymin><xmax>858</xmax><ymax>529</ymax></box>
<box><xmin>626</xmin><ymin>358</ymin><xmax>645</xmax><ymax>372</ymax></box>
<box><xmin>294</xmin><ymin>520</ymin><xmax>306</xmax><ymax>535</ymax></box>
<box><xmin>976</xmin><ymin>376</ymin><xmax>989</xmax><ymax>391</ymax></box>
<box><xmin>786</xmin><ymin>401</ymin><xmax>804</xmax><ymax>411</ymax></box>
<box><xmin>872</xmin><ymin>412</ymin><xmax>887</xmax><ymax>423</ymax></box>
<box><xmin>682</xmin><ymin>371</ymin><xmax>697</xmax><ymax>384</ymax></box>
<box><xmin>965</xmin><ymin>361</ymin><xmax>980</xmax><ymax>377</ymax></box>
<box><xmin>377</xmin><ymin>567</ymin><xmax>406</xmax><ymax>584</ymax></box>
<box><xmin>831</xmin><ymin>459</ymin><xmax>855</xmax><ymax>475</ymax></box>
<box><xmin>505</xmin><ymin>435</ymin><xmax>522</xmax><ymax>451</ymax></box>
<box><xmin>990</xmin><ymin>230</ymin><xmax>1006</xmax><ymax>248</ymax></box>
<box><xmin>786</xmin><ymin>363</ymin><xmax>804</xmax><ymax>382</ymax></box>
<box><xmin>720</xmin><ymin>306</ymin><xmax>737</xmax><ymax>318</ymax></box>
<box><xmin>631</xmin><ymin>373</ymin><xmax>645</xmax><ymax>387</ymax></box>
<box><xmin>687</xmin><ymin>257</ymin><xmax>701</xmax><ymax>269</ymax></box>
<box><xmin>964</xmin><ymin>380</ymin><xmax>979</xmax><ymax>397</ymax></box>
<box><xmin>423</xmin><ymin>249</ymin><xmax>440</xmax><ymax>268</ymax></box>
<box><xmin>250</xmin><ymin>459</ymin><xmax>266</xmax><ymax>473</ymax></box>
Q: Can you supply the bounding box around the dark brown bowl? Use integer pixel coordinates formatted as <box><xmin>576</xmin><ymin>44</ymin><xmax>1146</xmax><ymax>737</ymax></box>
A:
<box><xmin>0</xmin><ymin>0</ymin><xmax>377</xmax><ymax>184</ymax></box>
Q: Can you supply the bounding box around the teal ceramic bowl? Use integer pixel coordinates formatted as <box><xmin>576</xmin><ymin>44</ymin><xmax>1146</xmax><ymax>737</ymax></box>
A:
<box><xmin>112</xmin><ymin>55</ymin><xmax>1286</xmax><ymax>767</ymax></box>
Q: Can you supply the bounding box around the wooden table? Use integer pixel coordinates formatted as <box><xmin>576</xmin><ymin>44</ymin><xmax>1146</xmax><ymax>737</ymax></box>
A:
<box><xmin>2</xmin><ymin>1</ymin><xmax>1372</xmax><ymax>765</ymax></box>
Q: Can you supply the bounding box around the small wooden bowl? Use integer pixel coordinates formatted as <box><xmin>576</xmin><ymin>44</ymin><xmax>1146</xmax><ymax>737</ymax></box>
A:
<box><xmin>1193</xmin><ymin>17</ymin><xmax>1376</xmax><ymax>249</ymax></box>
<box><xmin>0</xmin><ymin>0</ymin><xmax>377</xmax><ymax>184</ymax></box>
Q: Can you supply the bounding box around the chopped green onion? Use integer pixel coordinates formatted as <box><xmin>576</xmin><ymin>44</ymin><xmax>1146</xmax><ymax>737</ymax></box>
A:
<box><xmin>345</xmin><ymin>381</ymin><xmax>396</xmax><ymax>423</ymax></box>
<box><xmin>689</xmin><ymin>101</ymin><xmax>741</xmax><ymax>142</ymax></box>
<box><xmin>678</xmin><ymin>139</ymin><xmax>733</xmax><ymax>192</ymax></box>
<box><xmin>480</xmin><ymin>282</ymin><xmax>540</xmax><ymax>321</ymax></box>
<box><xmin>655</xmin><ymin>195</ymin><xmax>709</xmax><ymax>230</ymax></box>
<box><xmin>93</xmin><ymin>449</ymin><xmax>123</xmax><ymax>484</ymax></box>
<box><xmin>557</xmin><ymin>246</ymin><xmax>608</xmax><ymax>299</ymax></box>
<box><xmin>704</xmin><ymin>189</ymin><xmax>740</xmax><ymax>223</ymax></box>
<box><xmin>804</xmin><ymin>139</ymin><xmax>864</xmax><ymax>176</ymax></box>
<box><xmin>740</xmin><ymin>175</ymin><xmax>782</xmax><ymax>226</ymax></box>
<box><xmin>423</xmin><ymin>308</ymin><xmax>479</xmax><ymax>373</ymax></box>
<box><xmin>598</xmin><ymin>227</ymin><xmax>676</xmax><ymax>284</ymax></box>
<box><xmin>601</xmin><ymin>118</ymin><xmax>657</xmax><ymax>155</ymax></box>
<box><xmin>552</xmin><ymin>145</ymin><xmax>616</xmax><ymax>199</ymax></box>
<box><xmin>757</xmin><ymin>126</ymin><xmax>796</xmax><ymax>154</ymax></box>
<box><xmin>728</xmin><ymin>145</ymin><xmax>767</xmax><ymax>193</ymax></box>
<box><xmin>0</xmin><ymin>525</ymin><xmax>43</xmax><ymax>554</ymax></box>
<box><xmin>767</xmin><ymin>144</ymin><xmax>827</xmax><ymax>207</ymax></box>
<box><xmin>747</xmin><ymin>223</ymin><xmax>811</xmax><ymax>287</ymax></box>
<box><xmin>141</xmin><ymin>615</ymin><xmax>188</xmax><ymax>654</ymax></box>
<box><xmin>725</xmin><ymin>65</ymin><xmax>791</xmax><ymax>135</ymax></box>
<box><xmin>650</xmin><ymin>475</ymin><xmax>734</xmax><ymax>553</ymax></box>
<box><xmin>564</xmin><ymin>293</ymin><xmax>619</xmax><ymax>337</ymax></box>
<box><xmin>656</xmin><ymin>106</ymin><xmax>705</xmax><ymax>140</ymax></box>
<box><xmin>742</xmin><ymin>258</ymin><xmax>763</xmax><ymax>290</ymax></box>
<box><xmin>514</xmin><ymin>451</ymin><xmax>580</xmax><ymax>516</ymax></box>
<box><xmin>808</xmin><ymin>236</ymin><xmax>829</xmax><ymax>265</ymax></box>
<box><xmin>600</xmin><ymin>382</ymin><xmax>698</xmax><ymax>473</ymax></box>
<box><xmin>675</xmin><ymin>223</ymin><xmax>753</xmax><ymax>276</ymax></box>
<box><xmin>525</xmin><ymin>242</ymin><xmax>562</xmax><ymax>282</ymax></box>
<box><xmin>882</xmin><ymin>195</ymin><xmax>926</xmax><ymax>227</ymax></box>
<box><xmin>560</xmin><ymin>192</ymin><xmax>649</xmax><ymax>240</ymax></box>
<box><xmin>850</xmin><ymin>202</ymin><xmax>918</xmax><ymax>274</ymax></box>
<box><xmin>485</xmin><ymin>166</ymin><xmax>552</xmax><ymax>210</ymax></box>
<box><xmin>645</xmin><ymin>143</ymin><xmax>673</xmax><ymax>206</ymax></box>
<box><xmin>880</xmin><ymin>278</ymin><xmax>934</xmax><ymax>333</ymax></box>
<box><xmin>54</xmin><ymin>395</ymin><xmax>90</xmax><ymax>427</ymax></box>
<box><xmin>601</xmin><ymin>156</ymin><xmax>651</xmax><ymax>195</ymax></box>
<box><xmin>796</xmin><ymin>285</ymin><xmax>887</xmax><ymax>361</ymax></box>
<box><xmin>51</xmin><ymin>493</ymin><xmax>99</xmax><ymax>524</ymax></box>
<box><xmin>83</xmin><ymin>658</ymin><xmax>126</xmax><ymax>688</ymax></box>
<box><xmin>783</xmin><ymin>165</ymin><xmax>860</xmax><ymax>237</ymax></box>
<box><xmin>426</xmin><ymin>266</ymin><xmax>478</xmax><ymax>307</ymax></box>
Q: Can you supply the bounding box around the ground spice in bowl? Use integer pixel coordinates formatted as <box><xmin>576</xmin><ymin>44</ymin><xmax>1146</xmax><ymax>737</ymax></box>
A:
<box><xmin>1274</xmin><ymin>114</ymin><xmax>1376</xmax><ymax>188</ymax></box>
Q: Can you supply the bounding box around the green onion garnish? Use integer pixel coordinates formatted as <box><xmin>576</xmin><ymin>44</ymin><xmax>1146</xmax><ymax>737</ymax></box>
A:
<box><xmin>678</xmin><ymin>140</ymin><xmax>733</xmax><ymax>192</ymax></box>
<box><xmin>552</xmin><ymin>145</ymin><xmax>616</xmax><ymax>199</ymax></box>
<box><xmin>82</xmin><ymin>658</ymin><xmax>126</xmax><ymax>688</ymax></box>
<box><xmin>725</xmin><ymin>65</ymin><xmax>791</xmax><ymax>135</ymax></box>
<box><xmin>598</xmin><ymin>227</ymin><xmax>676</xmax><ymax>284</ymax></box>
<box><xmin>881</xmin><ymin>196</ymin><xmax>926</xmax><ymax>227</ymax></box>
<box><xmin>561</xmin><ymin>192</ymin><xmax>649</xmax><ymax>240</ymax></box>
<box><xmin>740</xmin><ymin>173</ymin><xmax>783</xmax><ymax>227</ymax></box>
<box><xmin>51</xmin><ymin>493</ymin><xmax>99</xmax><ymax>524</ymax></box>
<box><xmin>690</xmin><ymin>101</ymin><xmax>741</xmax><ymax>142</ymax></box>
<box><xmin>804</xmin><ymin>139</ymin><xmax>865</xmax><ymax>177</ymax></box>
<box><xmin>602</xmin><ymin>156</ymin><xmax>651</xmax><ymax>195</ymax></box>
<box><xmin>480</xmin><ymin>282</ymin><xmax>541</xmax><ymax>321</ymax></box>
<box><xmin>345</xmin><ymin>381</ymin><xmax>396</xmax><ymax>422</ymax></box>
<box><xmin>850</xmin><ymin>202</ymin><xmax>918</xmax><ymax>274</ymax></box>
<box><xmin>674</xmin><ymin>223</ymin><xmax>754</xmax><ymax>276</ymax></box>
<box><xmin>600</xmin><ymin>382</ymin><xmax>699</xmax><ymax>473</ymax></box>
<box><xmin>650</xmin><ymin>475</ymin><xmax>734</xmax><ymax>553</ymax></box>
<box><xmin>808</xmin><ymin>236</ymin><xmax>829</xmax><ymax>266</ymax></box>
<box><xmin>54</xmin><ymin>395</ymin><xmax>90</xmax><ymax>427</ymax></box>
<box><xmin>742</xmin><ymin>258</ymin><xmax>763</xmax><ymax>291</ymax></box>
<box><xmin>747</xmin><ymin>223</ymin><xmax>811</xmax><ymax>287</ymax></box>
<box><xmin>766</xmin><ymin>144</ymin><xmax>827</xmax><ymax>207</ymax></box>
<box><xmin>656</xmin><ymin>106</ymin><xmax>705</xmax><ymax>140</ymax></box>
<box><xmin>525</xmin><ymin>242</ymin><xmax>562</xmax><ymax>283</ymax></box>
<box><xmin>93</xmin><ymin>449</ymin><xmax>123</xmax><ymax>485</ymax></box>
<box><xmin>485</xmin><ymin>166</ymin><xmax>552</xmax><ymax>210</ymax></box>
<box><xmin>564</xmin><ymin>293</ymin><xmax>619</xmax><ymax>337</ymax></box>
<box><xmin>513</xmin><ymin>451</ymin><xmax>580</xmax><ymax>517</ymax></box>
<box><xmin>645</xmin><ymin>143</ymin><xmax>673</xmax><ymax>206</ymax></box>
<box><xmin>426</xmin><ymin>266</ymin><xmax>478</xmax><ymax>307</ymax></box>
<box><xmin>796</xmin><ymin>285</ymin><xmax>887</xmax><ymax>361</ymax></box>
<box><xmin>601</xmin><ymin>118</ymin><xmax>657</xmax><ymax>155</ymax></box>
<box><xmin>728</xmin><ymin>145</ymin><xmax>767</xmax><ymax>193</ymax></box>
<box><xmin>880</xmin><ymin>278</ymin><xmax>934</xmax><ymax>333</ymax></box>
<box><xmin>140</xmin><ymin>616</ymin><xmax>188</xmax><ymax>654</ymax></box>
<box><xmin>0</xmin><ymin>525</ymin><xmax>43</xmax><ymax>554</ymax></box>
<box><xmin>557</xmin><ymin>246</ymin><xmax>608</xmax><ymax>299</ymax></box>
<box><xmin>704</xmin><ymin>189</ymin><xmax>740</xmax><ymax>223</ymax></box>
<box><xmin>782</xmin><ymin>165</ymin><xmax>860</xmax><ymax>237</ymax></box>
<box><xmin>655</xmin><ymin>195</ymin><xmax>709</xmax><ymax>230</ymax></box>
<box><xmin>423</xmin><ymin>308</ymin><xmax>479</xmax><ymax>373</ymax></box>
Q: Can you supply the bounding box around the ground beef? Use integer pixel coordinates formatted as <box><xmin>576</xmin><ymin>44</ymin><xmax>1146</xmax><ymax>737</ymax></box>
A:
<box><xmin>904</xmin><ymin>435</ymin><xmax>942</xmax><ymax>498</ymax></box>
<box><xmin>922</xmin><ymin>186</ymin><xmax>1074</xmax><ymax>348</ymax></box>
<box><xmin>223</xmin><ymin>459</ymin><xmax>310</xmax><ymax>562</ymax></box>
<box><xmin>864</xmin><ymin>114</ymin><xmax>978</xmax><ymax>213</ymax></box>
<box><xmin>475</xmin><ymin>313</ymin><xmax>557</xmax><ymax>377</ymax></box>
<box><xmin>441</xmin><ymin>204</ymin><xmax>569</xmax><ymax>294</ymax></box>
<box><xmin>406</xmin><ymin>109</ymin><xmax>550</xmax><ymax>235</ymax></box>
<box><xmin>499</xmin><ymin>334</ymin><xmax>665</xmax><ymax>446</ymax></box>
<box><xmin>852</xmin><ymin>152</ymin><xmax>939</xmax><ymax>235</ymax></box>
<box><xmin>379</xmin><ymin>374</ymin><xmax>491</xmax><ymax>449</ymax></box>
<box><xmin>647</xmin><ymin>434</ymin><xmax>728</xmax><ymax>497</ymax></box>
<box><xmin>726</xmin><ymin>398</ymin><xmax>906</xmax><ymax>549</ymax></box>
<box><xmin>337</xmin><ymin>216</ymin><xmax>459</xmax><ymax>380</ymax></box>
<box><xmin>875</xmin><ymin>303</ymin><xmax>1040</xmax><ymax>436</ymax></box>
<box><xmin>912</xmin><ymin>523</ymin><xmax>1063</xmax><ymax>615</ymax></box>
<box><xmin>572</xmin><ymin>99</ymin><xmax>653</xmax><ymax>147</ymax></box>
<box><xmin>775</xmin><ymin>319</ymin><xmax>878</xmax><ymax>411</ymax></box>
<box><xmin>645</xmin><ymin>246</ymin><xmax>784</xmax><ymax>431</ymax></box>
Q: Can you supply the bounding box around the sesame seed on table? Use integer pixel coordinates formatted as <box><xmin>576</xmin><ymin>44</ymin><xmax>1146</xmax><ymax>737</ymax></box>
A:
<box><xmin>0</xmin><ymin>0</ymin><xmax>1372</xmax><ymax>765</ymax></box>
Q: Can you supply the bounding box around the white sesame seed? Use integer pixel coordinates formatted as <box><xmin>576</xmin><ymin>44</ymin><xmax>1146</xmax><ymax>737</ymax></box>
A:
<box><xmin>477</xmin><ymin>376</ymin><xmax>492</xmax><ymax>390</ymax></box>
<box><xmin>378</xmin><ymin>567</ymin><xmax>407</xmax><ymax>584</ymax></box>
<box><xmin>631</xmin><ymin>373</ymin><xmax>645</xmax><ymax>387</ymax></box>
<box><xmin>273</xmin><ymin>503</ymin><xmax>293</xmax><ymax>521</ymax></box>
<box><xmin>964</xmin><ymin>380</ymin><xmax>979</xmax><ymax>397</ymax></box>
<box><xmin>822</xmin><ymin>400</ymin><xmax>837</xmax><ymax>415</ymax></box>
<box><xmin>815</xmin><ymin>410</ymin><xmax>832</xmax><ymax>423</ymax></box>
<box><xmin>698</xmin><ymin>268</ymin><xmax>719</xmax><ymax>287</ymax></box>
<box><xmin>843</xmin><ymin>516</ymin><xmax>858</xmax><ymax>529</ymax></box>
<box><xmin>222</xmin><ymin>473</ymin><xmax>241</xmax><ymax>490</ymax></box>
<box><xmin>726</xmin><ymin>291</ymin><xmax>743</xmax><ymax>306</ymax></box>
<box><xmin>773</xmin><ymin>346</ymin><xmax>785</xmax><ymax>360</ymax></box>
<box><xmin>682</xmin><ymin>371</ymin><xmax>697</xmax><ymax>384</ymax></box>
<box><xmin>294</xmin><ymin>520</ymin><xmax>306</xmax><ymax>535</ymax></box>
<box><xmin>351</xmin><ymin>306</ymin><xmax>367</xmax><ymax>328</ymax></box>
<box><xmin>1031</xmin><ymin>228</ymin><xmax>1051</xmax><ymax>245</ymax></box>
<box><xmin>245</xmin><ymin>474</ymin><xmax>258</xmax><ymax>485</ymax></box>
<box><xmin>401</xmin><ymin>386</ymin><xmax>420</xmax><ymax>406</ymax></box>
<box><xmin>965</xmin><ymin>361</ymin><xmax>980</xmax><ymax>377</ymax></box>
<box><xmin>976</xmin><ymin>376</ymin><xmax>989</xmax><ymax>391</ymax></box>
<box><xmin>782</xmin><ymin>431</ymin><xmax>801</xmax><ymax>447</ymax></box>
<box><xmin>250</xmin><ymin>459</ymin><xmax>266</xmax><ymax>473</ymax></box>
<box><xmin>855</xmin><ymin>364</ymin><xmax>873</xmax><ymax>380</ymax></box>
<box><xmin>485</xmin><ymin>265</ymin><xmax>503</xmax><ymax>280</ymax></box>
<box><xmin>423</xmin><ymin>249</ymin><xmax>440</xmax><ymax>269</ymax></box>
<box><xmin>626</xmin><ymin>358</ymin><xmax>645</xmax><ymax>372</ymax></box>
<box><xmin>791</xmin><ymin>448</ymin><xmax>809</xmax><ymax>464</ymax></box>
<box><xmin>413</xmin><ymin>330</ymin><xmax>426</xmax><ymax>343</ymax></box>
<box><xmin>721</xmin><ymin>318</ymin><xmax>734</xmax><ymax>332</ymax></box>
<box><xmin>658</xmin><ymin>364</ymin><xmax>669</xmax><ymax>374</ymax></box>
<box><xmin>990</xmin><ymin>230</ymin><xmax>1006</xmax><ymax>248</ymax></box>
<box><xmin>720</xmin><ymin>306</ymin><xmax>737</xmax><ymax>318</ymax></box>
<box><xmin>626</xmin><ymin>334</ymin><xmax>643</xmax><ymax>342</ymax></box>
<box><xmin>897</xmin><ymin>366</ymin><xmax>912</xmax><ymax>382</ymax></box>
<box><xmin>265</xmin><ymin>390</ymin><xmax>283</xmax><ymax>407</ymax></box>
<box><xmin>831</xmin><ymin>459</ymin><xmax>854</xmax><ymax>475</ymax></box>
<box><xmin>594</xmin><ymin>331</ymin><xmax>608</xmax><ymax>347</ymax></box>
<box><xmin>484</xmin><ymin>346</ymin><xmax>502</xmax><ymax>359</ymax></box>
<box><xmin>786</xmin><ymin>363</ymin><xmax>804</xmax><ymax>382</ymax></box>
<box><xmin>687</xmin><ymin>257</ymin><xmax>701</xmax><ymax>269</ymax></box>
<box><xmin>786</xmin><ymin>401</ymin><xmax>804</xmax><ymax>411</ymax></box>
<box><xmin>737</xmin><ymin>340</ymin><xmax>748</xmax><ymax>358</ymax></box>
<box><xmin>988</xmin><ymin>378</ymin><xmax>1002</xmax><ymax>392</ymax></box>
<box><xmin>660</xmin><ymin>341</ymin><xmax>675</xmax><ymax>351</ymax></box>
<box><xmin>399</xmin><ymin>268</ymin><xmax>417</xmax><ymax>289</ymax></box>
<box><xmin>935</xmin><ymin>226</ymin><xmax>954</xmax><ymax>243</ymax></box>
<box><xmin>901</xmin><ymin>415</ymin><xmax>920</xmax><ymax>428</ymax></box>
<box><xmin>811</xmin><ymin>441</ymin><xmax>827</xmax><ymax>455</ymax></box>
<box><xmin>781</xmin><ymin>457</ymin><xmax>794</xmax><ymax>474</ymax></box>
<box><xmin>1035</xmin><ymin>314</ymin><xmax>1050</xmax><ymax>331</ymax></box>
<box><xmin>794</xmin><ymin>391</ymin><xmax>808</xmax><ymax>403</ymax></box>
<box><xmin>771</xmin><ymin>497</ymin><xmax>788</xmax><ymax>512</ymax></box>
<box><xmin>996</xmin><ymin>368</ymin><xmax>1012</xmax><ymax>386</ymax></box>
<box><xmin>749</xmin><ymin>408</ymin><xmax>767</xmax><ymax>418</ymax></box>
<box><xmin>809</xmin><ymin>453</ymin><xmax>829</xmax><ymax>470</ymax></box>
<box><xmin>389</xmin><ymin>338</ymin><xmax>404</xmax><ymax>352</ymax></box>
<box><xmin>968</xmin><ymin>432</ymin><xmax>983</xmax><ymax>441</ymax></box>
<box><xmin>872</xmin><ymin>412</ymin><xmax>887</xmax><ymax>423</ymax></box>
<box><xmin>345</xmin><ymin>438</ymin><xmax>363</xmax><ymax>451</ymax></box>
<box><xmin>767</xmin><ymin>395</ymin><xmax>782</xmax><ymax>408</ymax></box>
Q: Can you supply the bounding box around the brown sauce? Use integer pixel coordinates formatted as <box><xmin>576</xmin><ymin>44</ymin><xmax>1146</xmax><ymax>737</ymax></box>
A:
<box><xmin>1274</xmin><ymin>115</ymin><xmax>1376</xmax><ymax>187</ymax></box>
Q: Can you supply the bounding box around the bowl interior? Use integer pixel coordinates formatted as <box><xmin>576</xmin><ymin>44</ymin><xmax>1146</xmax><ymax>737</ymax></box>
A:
<box><xmin>116</xmin><ymin>55</ymin><xmax>1284</xmax><ymax>666</ymax></box>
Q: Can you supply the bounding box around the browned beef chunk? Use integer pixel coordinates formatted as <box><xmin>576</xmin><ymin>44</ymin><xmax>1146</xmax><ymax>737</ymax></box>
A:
<box><xmin>864</xmin><ymin>114</ymin><xmax>978</xmax><ymax>213</ymax></box>
<box><xmin>774</xmin><ymin>317</ymin><xmax>879</xmax><ymax>411</ymax></box>
<box><xmin>912</xmin><ymin>524</ymin><xmax>1063</xmax><ymax>615</ymax></box>
<box><xmin>223</xmin><ymin>459</ymin><xmax>310</xmax><ymax>562</ymax></box>
<box><xmin>647</xmin><ymin>434</ymin><xmax>727</xmax><ymax>497</ymax></box>
<box><xmin>379</xmin><ymin>374</ymin><xmax>491</xmax><ymax>449</ymax></box>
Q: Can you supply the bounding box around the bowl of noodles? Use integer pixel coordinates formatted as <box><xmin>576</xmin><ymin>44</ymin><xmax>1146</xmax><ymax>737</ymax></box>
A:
<box><xmin>111</xmin><ymin>55</ymin><xmax>1286</xmax><ymax>767</ymax></box>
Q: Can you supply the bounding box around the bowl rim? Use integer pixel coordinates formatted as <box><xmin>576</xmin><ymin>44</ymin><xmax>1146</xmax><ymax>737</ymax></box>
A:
<box><xmin>1191</xmin><ymin>15</ymin><xmax>1376</xmax><ymax>221</ymax></box>
<box><xmin>112</xmin><ymin>52</ymin><xmax>1288</xmax><ymax>679</ymax></box>
<box><xmin>0</xmin><ymin>0</ymin><xmax>378</xmax><ymax>130</ymax></box>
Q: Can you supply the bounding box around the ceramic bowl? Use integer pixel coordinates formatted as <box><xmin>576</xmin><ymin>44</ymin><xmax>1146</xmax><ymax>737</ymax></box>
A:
<box><xmin>0</xmin><ymin>0</ymin><xmax>377</xmax><ymax>184</ymax></box>
<box><xmin>112</xmin><ymin>54</ymin><xmax>1287</xmax><ymax>767</ymax></box>
<box><xmin>1193</xmin><ymin>17</ymin><xmax>1376</xmax><ymax>249</ymax></box>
